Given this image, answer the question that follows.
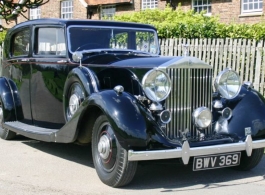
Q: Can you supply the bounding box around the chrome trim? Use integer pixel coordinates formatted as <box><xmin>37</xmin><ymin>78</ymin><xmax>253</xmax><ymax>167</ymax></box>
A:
<box><xmin>72</xmin><ymin>51</ymin><xmax>83</xmax><ymax>63</ymax></box>
<box><xmin>82</xmin><ymin>67</ymin><xmax>99</xmax><ymax>92</ymax></box>
<box><xmin>114</xmin><ymin>85</ymin><xmax>124</xmax><ymax>94</ymax></box>
<box><xmin>244</xmin><ymin>81</ymin><xmax>254</xmax><ymax>89</ymax></box>
<box><xmin>160</xmin><ymin>110</ymin><xmax>171</xmax><ymax>124</ymax></box>
<box><xmin>128</xmin><ymin>135</ymin><xmax>265</xmax><ymax>164</ymax></box>
<box><xmin>213</xmin><ymin>100</ymin><xmax>223</xmax><ymax>109</ymax></box>
<box><xmin>192</xmin><ymin>107</ymin><xmax>212</xmax><ymax>129</ymax></box>
<box><xmin>214</xmin><ymin>68</ymin><xmax>241</xmax><ymax>99</ymax></box>
<box><xmin>165</xmin><ymin>68</ymin><xmax>213</xmax><ymax>139</ymax></box>
<box><xmin>219</xmin><ymin>107</ymin><xmax>233</xmax><ymax>120</ymax></box>
<box><xmin>149</xmin><ymin>102</ymin><xmax>163</xmax><ymax>111</ymax></box>
<box><xmin>142</xmin><ymin>69</ymin><xmax>171</xmax><ymax>102</ymax></box>
<box><xmin>158</xmin><ymin>57</ymin><xmax>212</xmax><ymax>70</ymax></box>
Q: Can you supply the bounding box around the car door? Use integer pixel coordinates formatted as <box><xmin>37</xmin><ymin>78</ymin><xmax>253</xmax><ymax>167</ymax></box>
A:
<box><xmin>7</xmin><ymin>26</ymin><xmax>33</xmax><ymax>124</ymax></box>
<box><xmin>30</xmin><ymin>26</ymin><xmax>68</xmax><ymax>129</ymax></box>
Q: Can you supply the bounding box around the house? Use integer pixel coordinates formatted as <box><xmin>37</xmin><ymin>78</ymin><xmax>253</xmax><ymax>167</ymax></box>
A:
<box><xmin>1</xmin><ymin>0</ymin><xmax>264</xmax><ymax>28</ymax></box>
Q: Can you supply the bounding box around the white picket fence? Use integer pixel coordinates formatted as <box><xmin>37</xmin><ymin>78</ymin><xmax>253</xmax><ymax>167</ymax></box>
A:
<box><xmin>160</xmin><ymin>38</ymin><xmax>265</xmax><ymax>95</ymax></box>
<box><xmin>1</xmin><ymin>38</ymin><xmax>265</xmax><ymax>94</ymax></box>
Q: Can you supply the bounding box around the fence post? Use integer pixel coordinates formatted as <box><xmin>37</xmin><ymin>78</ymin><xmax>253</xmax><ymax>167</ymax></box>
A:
<box><xmin>254</xmin><ymin>40</ymin><xmax>264</xmax><ymax>92</ymax></box>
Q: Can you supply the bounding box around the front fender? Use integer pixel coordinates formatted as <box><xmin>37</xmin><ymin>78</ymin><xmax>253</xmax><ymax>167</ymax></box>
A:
<box><xmin>219</xmin><ymin>86</ymin><xmax>265</xmax><ymax>139</ymax></box>
<box><xmin>87</xmin><ymin>90</ymin><xmax>148</xmax><ymax>149</ymax></box>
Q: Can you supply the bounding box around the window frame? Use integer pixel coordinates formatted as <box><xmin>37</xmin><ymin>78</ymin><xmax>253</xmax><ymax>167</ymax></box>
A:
<box><xmin>192</xmin><ymin>0</ymin><xmax>212</xmax><ymax>15</ymax></box>
<box><xmin>61</xmin><ymin>0</ymin><xmax>73</xmax><ymax>19</ymax></box>
<box><xmin>30</xmin><ymin>7</ymin><xmax>41</xmax><ymax>20</ymax></box>
<box><xmin>241</xmin><ymin>0</ymin><xmax>263</xmax><ymax>14</ymax></box>
<box><xmin>33</xmin><ymin>26</ymin><xmax>66</xmax><ymax>57</ymax></box>
<box><xmin>141</xmin><ymin>0</ymin><xmax>158</xmax><ymax>10</ymax></box>
<box><xmin>100</xmin><ymin>4</ymin><xmax>116</xmax><ymax>20</ymax></box>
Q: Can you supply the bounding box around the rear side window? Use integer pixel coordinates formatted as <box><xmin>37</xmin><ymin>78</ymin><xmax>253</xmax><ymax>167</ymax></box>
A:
<box><xmin>35</xmin><ymin>27</ymin><xmax>66</xmax><ymax>56</ymax></box>
<box><xmin>12</xmin><ymin>28</ymin><xmax>30</xmax><ymax>57</ymax></box>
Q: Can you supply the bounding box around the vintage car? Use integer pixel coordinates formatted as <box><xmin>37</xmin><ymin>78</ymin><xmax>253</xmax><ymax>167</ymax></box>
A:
<box><xmin>1</xmin><ymin>18</ymin><xmax>265</xmax><ymax>187</ymax></box>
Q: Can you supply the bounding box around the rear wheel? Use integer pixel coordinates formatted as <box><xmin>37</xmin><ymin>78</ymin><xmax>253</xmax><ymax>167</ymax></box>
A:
<box><xmin>234</xmin><ymin>148</ymin><xmax>264</xmax><ymax>171</ymax></box>
<box><xmin>0</xmin><ymin>100</ymin><xmax>16</xmax><ymax>140</ymax></box>
<box><xmin>92</xmin><ymin>115</ymin><xmax>137</xmax><ymax>187</ymax></box>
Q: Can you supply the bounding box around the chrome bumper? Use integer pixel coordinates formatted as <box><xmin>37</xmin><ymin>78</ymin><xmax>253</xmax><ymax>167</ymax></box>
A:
<box><xmin>128</xmin><ymin>135</ymin><xmax>265</xmax><ymax>164</ymax></box>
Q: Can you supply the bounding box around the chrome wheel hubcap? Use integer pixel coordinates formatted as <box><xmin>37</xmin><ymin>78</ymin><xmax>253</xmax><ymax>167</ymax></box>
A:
<box><xmin>98</xmin><ymin>134</ymin><xmax>111</xmax><ymax>160</ymax></box>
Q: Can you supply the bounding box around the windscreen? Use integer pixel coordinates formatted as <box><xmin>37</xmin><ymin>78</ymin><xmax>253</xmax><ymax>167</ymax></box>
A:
<box><xmin>68</xmin><ymin>26</ymin><xmax>159</xmax><ymax>54</ymax></box>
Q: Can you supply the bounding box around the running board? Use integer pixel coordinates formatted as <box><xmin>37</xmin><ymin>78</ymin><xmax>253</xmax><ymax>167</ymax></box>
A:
<box><xmin>3</xmin><ymin>121</ymin><xmax>59</xmax><ymax>142</ymax></box>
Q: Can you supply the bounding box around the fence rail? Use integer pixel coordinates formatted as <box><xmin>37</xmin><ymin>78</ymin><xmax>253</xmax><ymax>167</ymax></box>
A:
<box><xmin>1</xmin><ymin>38</ymin><xmax>265</xmax><ymax>94</ymax></box>
<box><xmin>160</xmin><ymin>38</ymin><xmax>265</xmax><ymax>95</ymax></box>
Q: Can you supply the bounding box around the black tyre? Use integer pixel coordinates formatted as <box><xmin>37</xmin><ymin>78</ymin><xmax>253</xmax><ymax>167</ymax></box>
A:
<box><xmin>234</xmin><ymin>148</ymin><xmax>264</xmax><ymax>171</ymax></box>
<box><xmin>0</xmin><ymin>100</ymin><xmax>16</xmax><ymax>140</ymax></box>
<box><xmin>92</xmin><ymin>115</ymin><xmax>137</xmax><ymax>187</ymax></box>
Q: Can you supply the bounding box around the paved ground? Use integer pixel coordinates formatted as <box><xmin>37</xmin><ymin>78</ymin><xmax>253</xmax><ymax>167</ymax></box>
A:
<box><xmin>0</xmin><ymin>136</ymin><xmax>265</xmax><ymax>195</ymax></box>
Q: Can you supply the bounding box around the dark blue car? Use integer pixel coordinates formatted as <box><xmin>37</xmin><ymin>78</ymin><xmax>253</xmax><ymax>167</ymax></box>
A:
<box><xmin>1</xmin><ymin>18</ymin><xmax>265</xmax><ymax>187</ymax></box>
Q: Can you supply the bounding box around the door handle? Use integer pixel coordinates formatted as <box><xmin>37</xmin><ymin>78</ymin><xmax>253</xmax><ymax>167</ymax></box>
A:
<box><xmin>57</xmin><ymin>60</ymin><xmax>67</xmax><ymax>63</ymax></box>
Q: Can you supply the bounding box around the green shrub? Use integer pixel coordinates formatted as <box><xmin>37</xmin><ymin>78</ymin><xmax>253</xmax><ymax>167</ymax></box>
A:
<box><xmin>0</xmin><ymin>31</ymin><xmax>6</xmax><ymax>44</ymax></box>
<box><xmin>114</xmin><ymin>5</ymin><xmax>265</xmax><ymax>40</ymax></box>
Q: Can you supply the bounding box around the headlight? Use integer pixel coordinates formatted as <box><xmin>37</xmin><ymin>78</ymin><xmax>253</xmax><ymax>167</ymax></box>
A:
<box><xmin>142</xmin><ymin>69</ymin><xmax>171</xmax><ymax>102</ymax></box>
<box><xmin>193</xmin><ymin>107</ymin><xmax>212</xmax><ymax>129</ymax></box>
<box><xmin>214</xmin><ymin>68</ymin><xmax>241</xmax><ymax>99</ymax></box>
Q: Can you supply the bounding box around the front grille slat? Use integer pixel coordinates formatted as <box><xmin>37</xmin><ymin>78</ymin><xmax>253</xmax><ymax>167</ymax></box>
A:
<box><xmin>165</xmin><ymin>68</ymin><xmax>213</xmax><ymax>140</ymax></box>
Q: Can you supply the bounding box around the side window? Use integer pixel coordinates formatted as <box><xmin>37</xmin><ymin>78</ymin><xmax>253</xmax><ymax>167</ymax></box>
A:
<box><xmin>12</xmin><ymin>28</ymin><xmax>30</xmax><ymax>57</ymax></box>
<box><xmin>35</xmin><ymin>28</ymin><xmax>66</xmax><ymax>56</ymax></box>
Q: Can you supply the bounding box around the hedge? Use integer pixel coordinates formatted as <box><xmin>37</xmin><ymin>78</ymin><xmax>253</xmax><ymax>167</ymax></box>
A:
<box><xmin>114</xmin><ymin>6</ymin><xmax>265</xmax><ymax>41</ymax></box>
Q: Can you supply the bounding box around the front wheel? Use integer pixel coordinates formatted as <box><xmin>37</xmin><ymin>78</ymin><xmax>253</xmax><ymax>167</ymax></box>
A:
<box><xmin>234</xmin><ymin>148</ymin><xmax>264</xmax><ymax>171</ymax></box>
<box><xmin>92</xmin><ymin>115</ymin><xmax>137</xmax><ymax>187</ymax></box>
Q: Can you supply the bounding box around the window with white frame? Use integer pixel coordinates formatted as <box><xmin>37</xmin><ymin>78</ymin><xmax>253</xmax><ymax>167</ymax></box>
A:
<box><xmin>30</xmin><ymin>7</ymin><xmax>41</xmax><ymax>20</ymax></box>
<box><xmin>142</xmin><ymin>0</ymin><xmax>158</xmax><ymax>10</ymax></box>
<box><xmin>101</xmin><ymin>5</ymin><xmax>116</xmax><ymax>19</ymax></box>
<box><xmin>241</xmin><ymin>0</ymin><xmax>263</xmax><ymax>13</ymax></box>
<box><xmin>193</xmin><ymin>0</ymin><xmax>212</xmax><ymax>14</ymax></box>
<box><xmin>61</xmin><ymin>0</ymin><xmax>73</xmax><ymax>19</ymax></box>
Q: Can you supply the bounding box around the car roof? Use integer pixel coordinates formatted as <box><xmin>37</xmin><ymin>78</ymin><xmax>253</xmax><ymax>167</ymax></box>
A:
<box><xmin>10</xmin><ymin>18</ymin><xmax>157</xmax><ymax>31</ymax></box>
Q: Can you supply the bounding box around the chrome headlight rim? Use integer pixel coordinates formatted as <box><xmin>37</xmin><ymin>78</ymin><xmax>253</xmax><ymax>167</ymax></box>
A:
<box><xmin>142</xmin><ymin>69</ymin><xmax>171</xmax><ymax>102</ymax></box>
<box><xmin>192</xmin><ymin>107</ymin><xmax>212</xmax><ymax>129</ymax></box>
<box><xmin>215</xmin><ymin>68</ymin><xmax>241</xmax><ymax>100</ymax></box>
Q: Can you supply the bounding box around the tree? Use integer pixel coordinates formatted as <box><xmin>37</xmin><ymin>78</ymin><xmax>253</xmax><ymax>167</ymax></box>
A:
<box><xmin>0</xmin><ymin>0</ymin><xmax>49</xmax><ymax>24</ymax></box>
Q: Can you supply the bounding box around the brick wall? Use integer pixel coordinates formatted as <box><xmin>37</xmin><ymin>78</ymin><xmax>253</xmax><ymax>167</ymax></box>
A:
<box><xmin>1</xmin><ymin>0</ymin><xmax>264</xmax><ymax>29</ymax></box>
<box><xmin>41</xmin><ymin>0</ymin><xmax>61</xmax><ymax>18</ymax></box>
<box><xmin>165</xmin><ymin>0</ymin><xmax>264</xmax><ymax>24</ymax></box>
<box><xmin>73</xmin><ymin>0</ymin><xmax>87</xmax><ymax>19</ymax></box>
<box><xmin>212</xmin><ymin>0</ymin><xmax>264</xmax><ymax>23</ymax></box>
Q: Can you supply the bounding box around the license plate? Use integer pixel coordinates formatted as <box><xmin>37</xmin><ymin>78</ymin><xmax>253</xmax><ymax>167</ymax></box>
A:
<box><xmin>193</xmin><ymin>152</ymin><xmax>241</xmax><ymax>171</ymax></box>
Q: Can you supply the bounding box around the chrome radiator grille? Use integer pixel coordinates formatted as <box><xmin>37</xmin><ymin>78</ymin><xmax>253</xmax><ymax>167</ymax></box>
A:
<box><xmin>165</xmin><ymin>68</ymin><xmax>213</xmax><ymax>139</ymax></box>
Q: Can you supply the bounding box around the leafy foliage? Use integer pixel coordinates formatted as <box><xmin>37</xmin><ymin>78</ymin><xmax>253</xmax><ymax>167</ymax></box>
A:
<box><xmin>114</xmin><ymin>6</ymin><xmax>265</xmax><ymax>40</ymax></box>
<box><xmin>0</xmin><ymin>0</ymin><xmax>49</xmax><ymax>24</ymax></box>
<box><xmin>0</xmin><ymin>31</ymin><xmax>6</xmax><ymax>44</ymax></box>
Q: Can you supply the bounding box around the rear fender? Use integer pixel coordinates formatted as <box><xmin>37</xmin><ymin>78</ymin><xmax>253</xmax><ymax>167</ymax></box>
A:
<box><xmin>0</xmin><ymin>77</ymin><xmax>22</xmax><ymax>121</ymax></box>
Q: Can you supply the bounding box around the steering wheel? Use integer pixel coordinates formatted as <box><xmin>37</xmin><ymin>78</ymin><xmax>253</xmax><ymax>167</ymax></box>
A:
<box><xmin>76</xmin><ymin>43</ymin><xmax>103</xmax><ymax>51</ymax></box>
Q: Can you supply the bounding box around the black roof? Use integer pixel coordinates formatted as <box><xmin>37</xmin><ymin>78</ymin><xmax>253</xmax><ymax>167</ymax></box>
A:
<box><xmin>10</xmin><ymin>18</ymin><xmax>157</xmax><ymax>31</ymax></box>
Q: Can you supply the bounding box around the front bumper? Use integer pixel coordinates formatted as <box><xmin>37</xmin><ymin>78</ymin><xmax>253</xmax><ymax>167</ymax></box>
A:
<box><xmin>128</xmin><ymin>135</ymin><xmax>265</xmax><ymax>164</ymax></box>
